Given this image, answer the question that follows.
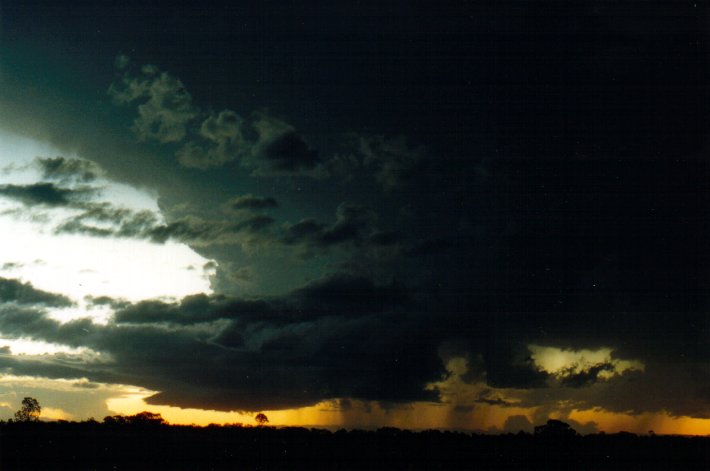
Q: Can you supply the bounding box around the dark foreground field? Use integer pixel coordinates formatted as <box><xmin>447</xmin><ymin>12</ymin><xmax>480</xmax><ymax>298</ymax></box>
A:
<box><xmin>1</xmin><ymin>419</ymin><xmax>709</xmax><ymax>470</ymax></box>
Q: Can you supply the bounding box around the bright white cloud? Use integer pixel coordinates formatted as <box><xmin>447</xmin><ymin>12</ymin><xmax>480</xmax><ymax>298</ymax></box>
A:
<box><xmin>529</xmin><ymin>344</ymin><xmax>644</xmax><ymax>380</ymax></box>
<box><xmin>0</xmin><ymin>130</ymin><xmax>213</xmax><ymax>304</ymax></box>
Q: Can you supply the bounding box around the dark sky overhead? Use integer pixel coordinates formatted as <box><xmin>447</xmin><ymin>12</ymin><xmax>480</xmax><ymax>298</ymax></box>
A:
<box><xmin>0</xmin><ymin>0</ymin><xmax>708</xmax><ymax>432</ymax></box>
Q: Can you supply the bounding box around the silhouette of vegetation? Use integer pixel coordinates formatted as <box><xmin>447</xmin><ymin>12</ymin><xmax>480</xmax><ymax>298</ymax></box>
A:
<box><xmin>13</xmin><ymin>397</ymin><xmax>41</xmax><ymax>422</ymax></box>
<box><xmin>0</xmin><ymin>414</ymin><xmax>708</xmax><ymax>469</ymax></box>
<box><xmin>255</xmin><ymin>412</ymin><xmax>269</xmax><ymax>426</ymax></box>
<box><xmin>103</xmin><ymin>411</ymin><xmax>166</xmax><ymax>427</ymax></box>
<box><xmin>534</xmin><ymin>419</ymin><xmax>578</xmax><ymax>438</ymax></box>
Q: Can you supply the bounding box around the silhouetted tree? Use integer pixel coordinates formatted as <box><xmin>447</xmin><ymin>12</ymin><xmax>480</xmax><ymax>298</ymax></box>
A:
<box><xmin>14</xmin><ymin>397</ymin><xmax>41</xmax><ymax>422</ymax></box>
<box><xmin>255</xmin><ymin>413</ymin><xmax>269</xmax><ymax>426</ymax></box>
<box><xmin>126</xmin><ymin>411</ymin><xmax>166</xmax><ymax>426</ymax></box>
<box><xmin>534</xmin><ymin>419</ymin><xmax>577</xmax><ymax>438</ymax></box>
<box><xmin>102</xmin><ymin>412</ymin><xmax>165</xmax><ymax>427</ymax></box>
<box><xmin>103</xmin><ymin>415</ymin><xmax>128</xmax><ymax>425</ymax></box>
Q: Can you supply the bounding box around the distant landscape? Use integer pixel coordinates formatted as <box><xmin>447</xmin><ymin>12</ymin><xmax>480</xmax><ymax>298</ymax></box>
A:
<box><xmin>1</xmin><ymin>413</ymin><xmax>709</xmax><ymax>470</ymax></box>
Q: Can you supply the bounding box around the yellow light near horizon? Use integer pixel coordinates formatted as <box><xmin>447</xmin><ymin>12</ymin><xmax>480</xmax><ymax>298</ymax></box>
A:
<box><xmin>40</xmin><ymin>406</ymin><xmax>74</xmax><ymax>421</ymax></box>
<box><xmin>570</xmin><ymin>408</ymin><xmax>710</xmax><ymax>436</ymax></box>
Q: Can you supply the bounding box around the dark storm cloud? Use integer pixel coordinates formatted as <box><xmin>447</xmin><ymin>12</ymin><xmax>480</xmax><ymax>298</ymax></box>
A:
<box><xmin>114</xmin><ymin>273</ymin><xmax>409</xmax><ymax>326</ymax></box>
<box><xmin>109</xmin><ymin>61</ymin><xmax>198</xmax><ymax>143</ymax></box>
<box><xmin>3</xmin><ymin>0</ymin><xmax>708</xmax><ymax>422</ymax></box>
<box><xmin>0</xmin><ymin>351</ymin><xmax>115</xmax><ymax>385</ymax></box>
<box><xmin>2</xmin><ymin>243</ymin><xmax>710</xmax><ymax>419</ymax></box>
<box><xmin>109</xmin><ymin>59</ymin><xmax>326</xmax><ymax>175</ymax></box>
<box><xmin>415</xmin><ymin>151</ymin><xmax>710</xmax><ymax>402</ymax></box>
<box><xmin>0</xmin><ymin>183</ymin><xmax>93</xmax><ymax>207</ymax></box>
<box><xmin>0</xmin><ymin>278</ymin><xmax>72</xmax><ymax>307</ymax></box>
<box><xmin>512</xmin><ymin>362</ymin><xmax>710</xmax><ymax>421</ymax></box>
<box><xmin>36</xmin><ymin>157</ymin><xmax>102</xmax><ymax>183</ymax></box>
<box><xmin>145</xmin><ymin>214</ymin><xmax>275</xmax><ymax>245</ymax></box>
<box><xmin>25</xmin><ymin>183</ymin><xmax>400</xmax><ymax>260</ymax></box>
<box><xmin>482</xmin><ymin>344</ymin><xmax>549</xmax><ymax>390</ymax></box>
<box><xmin>474</xmin><ymin>390</ymin><xmax>516</xmax><ymax>407</ymax></box>
<box><xmin>0</xmin><ymin>275</ymin><xmax>442</xmax><ymax>411</ymax></box>
<box><xmin>223</xmin><ymin>194</ymin><xmax>278</xmax><ymax>212</ymax></box>
<box><xmin>251</xmin><ymin>122</ymin><xmax>320</xmax><ymax>175</ymax></box>
<box><xmin>357</xmin><ymin>135</ymin><xmax>426</xmax><ymax>190</ymax></box>
<box><xmin>84</xmin><ymin>295</ymin><xmax>130</xmax><ymax>310</ymax></box>
<box><xmin>289</xmin><ymin>273</ymin><xmax>410</xmax><ymax>312</ymax></box>
<box><xmin>281</xmin><ymin>202</ymin><xmax>385</xmax><ymax>250</ymax></box>
<box><xmin>405</xmin><ymin>238</ymin><xmax>451</xmax><ymax>257</ymax></box>
<box><xmin>52</xmin><ymin>201</ymin><xmax>275</xmax><ymax>247</ymax></box>
<box><xmin>262</xmin><ymin>131</ymin><xmax>319</xmax><ymax>171</ymax></box>
<box><xmin>558</xmin><ymin>362</ymin><xmax>615</xmax><ymax>389</ymax></box>
<box><xmin>176</xmin><ymin>110</ymin><xmax>247</xmax><ymax>169</ymax></box>
<box><xmin>108</xmin><ymin>58</ymin><xmax>437</xmax><ymax>183</ymax></box>
<box><xmin>175</xmin><ymin>109</ymin><xmax>323</xmax><ymax>175</ymax></box>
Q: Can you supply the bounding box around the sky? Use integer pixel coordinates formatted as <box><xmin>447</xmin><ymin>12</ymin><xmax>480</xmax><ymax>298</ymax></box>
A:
<box><xmin>0</xmin><ymin>0</ymin><xmax>708</xmax><ymax>434</ymax></box>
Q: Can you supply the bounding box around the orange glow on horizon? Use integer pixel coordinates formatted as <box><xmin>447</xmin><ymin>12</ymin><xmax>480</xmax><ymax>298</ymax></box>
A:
<box><xmin>570</xmin><ymin>408</ymin><xmax>710</xmax><ymax>436</ymax></box>
<box><xmin>106</xmin><ymin>393</ymin><xmax>710</xmax><ymax>436</ymax></box>
<box><xmin>106</xmin><ymin>392</ymin><xmax>531</xmax><ymax>431</ymax></box>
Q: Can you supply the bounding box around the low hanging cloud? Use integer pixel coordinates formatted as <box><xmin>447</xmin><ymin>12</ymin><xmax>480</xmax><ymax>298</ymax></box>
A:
<box><xmin>55</xmin><ymin>206</ymin><xmax>275</xmax><ymax>247</ymax></box>
<box><xmin>36</xmin><ymin>157</ymin><xmax>103</xmax><ymax>183</ymax></box>
<box><xmin>0</xmin><ymin>160</ymin><xmax>275</xmax><ymax>248</ymax></box>
<box><xmin>0</xmin><ymin>273</ymin><xmax>710</xmax><ymax>418</ymax></box>
<box><xmin>0</xmin><ymin>275</ymin><xmax>443</xmax><ymax>411</ymax></box>
<box><xmin>223</xmin><ymin>194</ymin><xmax>279</xmax><ymax>212</ymax></box>
<box><xmin>0</xmin><ymin>277</ymin><xmax>73</xmax><ymax>307</ymax></box>
<box><xmin>5</xmin><ymin>156</ymin><xmax>708</xmax><ymax>420</ymax></box>
<box><xmin>0</xmin><ymin>183</ymin><xmax>94</xmax><ymax>207</ymax></box>
<box><xmin>0</xmin><ymin>166</ymin><xmax>400</xmax><ymax>257</ymax></box>
<box><xmin>281</xmin><ymin>202</ymin><xmax>401</xmax><ymax>253</ymax></box>
<box><xmin>0</xmin><ymin>168</ymin><xmax>398</xmax><ymax>255</ymax></box>
<box><xmin>474</xmin><ymin>389</ymin><xmax>516</xmax><ymax>407</ymax></box>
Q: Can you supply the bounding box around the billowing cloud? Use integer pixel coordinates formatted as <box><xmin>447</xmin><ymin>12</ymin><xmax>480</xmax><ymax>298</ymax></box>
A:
<box><xmin>248</xmin><ymin>114</ymin><xmax>321</xmax><ymax>175</ymax></box>
<box><xmin>0</xmin><ymin>183</ymin><xmax>93</xmax><ymax>207</ymax></box>
<box><xmin>529</xmin><ymin>345</ymin><xmax>644</xmax><ymax>388</ymax></box>
<box><xmin>357</xmin><ymin>135</ymin><xmax>426</xmax><ymax>190</ymax></box>
<box><xmin>0</xmin><ymin>277</ymin><xmax>73</xmax><ymax>307</ymax></box>
<box><xmin>36</xmin><ymin>157</ymin><xmax>103</xmax><ymax>183</ymax></box>
<box><xmin>223</xmin><ymin>194</ymin><xmax>278</xmax><ymax>212</ymax></box>
<box><xmin>176</xmin><ymin>110</ymin><xmax>247</xmax><ymax>169</ymax></box>
<box><xmin>474</xmin><ymin>390</ymin><xmax>516</xmax><ymax>407</ymax></box>
<box><xmin>109</xmin><ymin>63</ymin><xmax>197</xmax><ymax>143</ymax></box>
<box><xmin>54</xmin><ymin>204</ymin><xmax>274</xmax><ymax>247</ymax></box>
<box><xmin>1</xmin><ymin>1</ymin><xmax>706</xmax><ymax>431</ymax></box>
<box><xmin>106</xmin><ymin>58</ymin><xmax>438</xmax><ymax>188</ymax></box>
<box><xmin>281</xmin><ymin>202</ymin><xmax>395</xmax><ymax>251</ymax></box>
<box><xmin>0</xmin><ymin>165</ymin><xmax>398</xmax><ymax>258</ymax></box>
<box><xmin>0</xmin><ymin>275</ymin><xmax>442</xmax><ymax>411</ymax></box>
<box><xmin>4</xmin><ymin>153</ymin><xmax>709</xmax><ymax>423</ymax></box>
<box><xmin>0</xmin><ymin>160</ymin><xmax>273</xmax><ymax>248</ymax></box>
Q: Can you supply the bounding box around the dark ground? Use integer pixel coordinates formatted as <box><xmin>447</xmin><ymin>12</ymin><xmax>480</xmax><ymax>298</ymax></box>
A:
<box><xmin>1</xmin><ymin>419</ymin><xmax>709</xmax><ymax>470</ymax></box>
